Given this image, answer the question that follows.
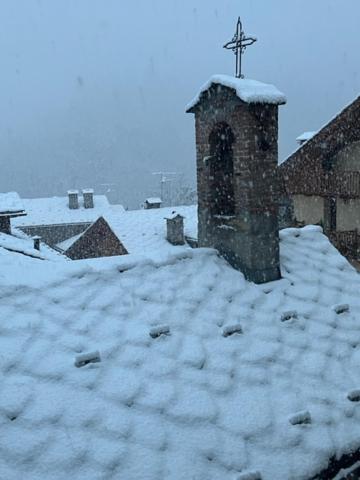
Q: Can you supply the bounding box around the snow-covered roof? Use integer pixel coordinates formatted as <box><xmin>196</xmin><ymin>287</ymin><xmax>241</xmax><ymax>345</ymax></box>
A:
<box><xmin>56</xmin><ymin>232</ymin><xmax>84</xmax><ymax>251</ymax></box>
<box><xmin>186</xmin><ymin>74</ymin><xmax>286</xmax><ymax>111</ymax></box>
<box><xmin>0</xmin><ymin>192</ymin><xmax>25</xmax><ymax>216</ymax></box>
<box><xmin>280</xmin><ymin>95</ymin><xmax>360</xmax><ymax>166</ymax></box>
<box><xmin>104</xmin><ymin>205</ymin><xmax>196</xmax><ymax>254</ymax></box>
<box><xmin>296</xmin><ymin>131</ymin><xmax>317</xmax><ymax>143</ymax></box>
<box><xmin>0</xmin><ymin>229</ymin><xmax>64</xmax><ymax>261</ymax></box>
<box><xmin>145</xmin><ymin>197</ymin><xmax>162</xmax><ymax>204</ymax></box>
<box><xmin>13</xmin><ymin>195</ymin><xmax>124</xmax><ymax>227</ymax></box>
<box><xmin>1</xmin><ymin>225</ymin><xmax>360</xmax><ymax>479</ymax></box>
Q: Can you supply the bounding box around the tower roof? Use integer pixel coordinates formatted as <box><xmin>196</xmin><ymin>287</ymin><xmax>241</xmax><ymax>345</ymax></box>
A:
<box><xmin>186</xmin><ymin>74</ymin><xmax>286</xmax><ymax>112</ymax></box>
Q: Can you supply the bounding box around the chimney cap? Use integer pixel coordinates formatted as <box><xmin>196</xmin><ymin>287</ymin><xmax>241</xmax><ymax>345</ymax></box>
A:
<box><xmin>67</xmin><ymin>189</ymin><xmax>79</xmax><ymax>195</ymax></box>
<box><xmin>32</xmin><ymin>235</ymin><xmax>41</xmax><ymax>240</ymax></box>
<box><xmin>165</xmin><ymin>211</ymin><xmax>185</xmax><ymax>220</ymax></box>
<box><xmin>82</xmin><ymin>188</ymin><xmax>94</xmax><ymax>194</ymax></box>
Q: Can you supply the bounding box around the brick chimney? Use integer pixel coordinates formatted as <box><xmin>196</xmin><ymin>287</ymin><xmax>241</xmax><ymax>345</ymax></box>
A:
<box><xmin>186</xmin><ymin>75</ymin><xmax>286</xmax><ymax>283</ymax></box>
<box><xmin>68</xmin><ymin>190</ymin><xmax>79</xmax><ymax>209</ymax></box>
<box><xmin>82</xmin><ymin>189</ymin><xmax>94</xmax><ymax>209</ymax></box>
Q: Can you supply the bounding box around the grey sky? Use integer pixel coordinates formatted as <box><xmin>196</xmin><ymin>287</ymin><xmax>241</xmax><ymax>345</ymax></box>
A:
<box><xmin>1</xmin><ymin>0</ymin><xmax>359</xmax><ymax>208</ymax></box>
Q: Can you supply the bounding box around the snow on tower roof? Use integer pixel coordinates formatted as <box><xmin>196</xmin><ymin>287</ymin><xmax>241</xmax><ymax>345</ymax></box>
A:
<box><xmin>2</xmin><ymin>225</ymin><xmax>360</xmax><ymax>479</ymax></box>
<box><xmin>186</xmin><ymin>74</ymin><xmax>286</xmax><ymax>111</ymax></box>
<box><xmin>0</xmin><ymin>192</ymin><xmax>25</xmax><ymax>216</ymax></box>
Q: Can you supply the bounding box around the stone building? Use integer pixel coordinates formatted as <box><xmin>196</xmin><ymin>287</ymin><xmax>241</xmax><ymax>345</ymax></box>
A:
<box><xmin>144</xmin><ymin>197</ymin><xmax>162</xmax><ymax>209</ymax></box>
<box><xmin>187</xmin><ymin>74</ymin><xmax>286</xmax><ymax>283</ymax></box>
<box><xmin>58</xmin><ymin>216</ymin><xmax>128</xmax><ymax>260</ymax></box>
<box><xmin>280</xmin><ymin>94</ymin><xmax>360</xmax><ymax>259</ymax></box>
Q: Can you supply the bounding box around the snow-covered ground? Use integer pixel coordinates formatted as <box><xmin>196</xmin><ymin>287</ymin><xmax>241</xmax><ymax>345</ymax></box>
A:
<box><xmin>1</xmin><ymin>225</ymin><xmax>360</xmax><ymax>479</ymax></box>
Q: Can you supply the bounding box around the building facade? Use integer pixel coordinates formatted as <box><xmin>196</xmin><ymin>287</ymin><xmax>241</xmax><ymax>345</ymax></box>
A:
<box><xmin>280</xmin><ymin>95</ymin><xmax>360</xmax><ymax>259</ymax></box>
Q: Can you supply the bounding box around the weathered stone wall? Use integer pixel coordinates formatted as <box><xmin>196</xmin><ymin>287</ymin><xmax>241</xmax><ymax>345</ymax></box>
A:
<box><xmin>191</xmin><ymin>84</ymin><xmax>281</xmax><ymax>283</ymax></box>
<box><xmin>19</xmin><ymin>223</ymin><xmax>91</xmax><ymax>247</ymax></box>
<box><xmin>280</xmin><ymin>97</ymin><xmax>360</xmax><ymax>196</ymax></box>
<box><xmin>166</xmin><ymin>217</ymin><xmax>185</xmax><ymax>245</ymax></box>
<box><xmin>334</xmin><ymin>140</ymin><xmax>360</xmax><ymax>171</ymax></box>
<box><xmin>293</xmin><ymin>195</ymin><xmax>324</xmax><ymax>225</ymax></box>
<box><xmin>65</xmin><ymin>217</ymin><xmax>127</xmax><ymax>260</ymax></box>
<box><xmin>0</xmin><ymin>216</ymin><xmax>11</xmax><ymax>234</ymax></box>
<box><xmin>337</xmin><ymin>198</ymin><xmax>360</xmax><ymax>231</ymax></box>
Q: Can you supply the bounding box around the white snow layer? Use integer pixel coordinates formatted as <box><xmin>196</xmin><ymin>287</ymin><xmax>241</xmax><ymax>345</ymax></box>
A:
<box><xmin>187</xmin><ymin>74</ymin><xmax>287</xmax><ymax>111</ymax></box>
<box><xmin>1</xmin><ymin>225</ymin><xmax>360</xmax><ymax>480</ymax></box>
<box><xmin>0</xmin><ymin>192</ymin><xmax>25</xmax><ymax>214</ymax></box>
<box><xmin>145</xmin><ymin>197</ymin><xmax>162</xmax><ymax>204</ymax></box>
<box><xmin>296</xmin><ymin>131</ymin><xmax>317</xmax><ymax>143</ymax></box>
<box><xmin>13</xmin><ymin>195</ymin><xmax>124</xmax><ymax>226</ymax></box>
<box><xmin>0</xmin><ymin>230</ymin><xmax>64</xmax><ymax>262</ymax></box>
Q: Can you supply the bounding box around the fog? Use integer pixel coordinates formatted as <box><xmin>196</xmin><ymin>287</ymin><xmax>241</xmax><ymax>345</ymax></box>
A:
<box><xmin>1</xmin><ymin>0</ymin><xmax>359</xmax><ymax>208</ymax></box>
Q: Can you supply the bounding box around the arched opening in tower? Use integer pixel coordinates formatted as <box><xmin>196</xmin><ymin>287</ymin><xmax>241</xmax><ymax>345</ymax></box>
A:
<box><xmin>209</xmin><ymin>122</ymin><xmax>235</xmax><ymax>216</ymax></box>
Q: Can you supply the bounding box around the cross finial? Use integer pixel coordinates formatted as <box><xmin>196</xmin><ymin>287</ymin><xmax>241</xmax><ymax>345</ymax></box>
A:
<box><xmin>223</xmin><ymin>17</ymin><xmax>257</xmax><ymax>79</ymax></box>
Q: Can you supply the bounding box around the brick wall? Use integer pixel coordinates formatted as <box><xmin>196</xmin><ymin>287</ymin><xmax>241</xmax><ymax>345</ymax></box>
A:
<box><xmin>189</xmin><ymin>84</ymin><xmax>281</xmax><ymax>283</ymax></box>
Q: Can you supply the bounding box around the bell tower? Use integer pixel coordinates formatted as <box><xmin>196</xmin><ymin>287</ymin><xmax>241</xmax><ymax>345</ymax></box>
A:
<box><xmin>187</xmin><ymin>73</ymin><xmax>286</xmax><ymax>283</ymax></box>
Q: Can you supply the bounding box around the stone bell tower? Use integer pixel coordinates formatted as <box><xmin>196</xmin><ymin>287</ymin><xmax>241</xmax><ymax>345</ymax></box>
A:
<box><xmin>186</xmin><ymin>74</ymin><xmax>286</xmax><ymax>283</ymax></box>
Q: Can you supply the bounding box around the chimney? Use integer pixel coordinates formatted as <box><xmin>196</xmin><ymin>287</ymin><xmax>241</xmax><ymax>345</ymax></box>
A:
<box><xmin>82</xmin><ymin>189</ymin><xmax>94</xmax><ymax>209</ymax></box>
<box><xmin>296</xmin><ymin>131</ymin><xmax>316</xmax><ymax>146</ymax></box>
<box><xmin>33</xmin><ymin>236</ymin><xmax>41</xmax><ymax>251</ymax></box>
<box><xmin>68</xmin><ymin>190</ymin><xmax>79</xmax><ymax>209</ymax></box>
<box><xmin>0</xmin><ymin>216</ymin><xmax>11</xmax><ymax>234</ymax></box>
<box><xmin>165</xmin><ymin>212</ymin><xmax>185</xmax><ymax>245</ymax></box>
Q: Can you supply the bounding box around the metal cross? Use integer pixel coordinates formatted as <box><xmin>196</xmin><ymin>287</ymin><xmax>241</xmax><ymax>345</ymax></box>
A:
<box><xmin>223</xmin><ymin>17</ymin><xmax>257</xmax><ymax>78</ymax></box>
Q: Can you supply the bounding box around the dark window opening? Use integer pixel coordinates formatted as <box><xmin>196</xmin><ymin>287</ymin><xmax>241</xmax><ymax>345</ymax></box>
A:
<box><xmin>322</xmin><ymin>156</ymin><xmax>333</xmax><ymax>172</ymax></box>
<box><xmin>330</xmin><ymin>197</ymin><xmax>337</xmax><ymax>231</ymax></box>
<box><xmin>209</xmin><ymin>122</ymin><xmax>235</xmax><ymax>216</ymax></box>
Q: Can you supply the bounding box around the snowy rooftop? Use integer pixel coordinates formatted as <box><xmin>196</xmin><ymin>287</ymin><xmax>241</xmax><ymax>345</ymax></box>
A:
<box><xmin>186</xmin><ymin>74</ymin><xmax>287</xmax><ymax>111</ymax></box>
<box><xmin>0</xmin><ymin>229</ymin><xmax>64</xmax><ymax>262</ymax></box>
<box><xmin>103</xmin><ymin>205</ymin><xmax>196</xmax><ymax>255</ymax></box>
<box><xmin>145</xmin><ymin>197</ymin><xmax>162</xmax><ymax>204</ymax></box>
<box><xmin>1</xmin><ymin>225</ymin><xmax>360</xmax><ymax>479</ymax></box>
<box><xmin>296</xmin><ymin>131</ymin><xmax>317</xmax><ymax>143</ymax></box>
<box><xmin>13</xmin><ymin>195</ymin><xmax>125</xmax><ymax>227</ymax></box>
<box><xmin>0</xmin><ymin>192</ymin><xmax>25</xmax><ymax>216</ymax></box>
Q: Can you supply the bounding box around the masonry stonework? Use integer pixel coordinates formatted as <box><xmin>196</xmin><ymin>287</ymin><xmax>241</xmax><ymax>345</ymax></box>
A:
<box><xmin>0</xmin><ymin>216</ymin><xmax>11</xmax><ymax>234</ymax></box>
<box><xmin>188</xmin><ymin>84</ymin><xmax>282</xmax><ymax>283</ymax></box>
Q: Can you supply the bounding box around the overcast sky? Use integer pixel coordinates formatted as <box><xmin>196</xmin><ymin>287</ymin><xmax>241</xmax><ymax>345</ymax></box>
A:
<box><xmin>1</xmin><ymin>0</ymin><xmax>359</xmax><ymax>207</ymax></box>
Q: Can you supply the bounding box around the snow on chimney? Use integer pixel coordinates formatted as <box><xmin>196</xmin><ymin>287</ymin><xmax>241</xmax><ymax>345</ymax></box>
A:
<box><xmin>68</xmin><ymin>190</ymin><xmax>79</xmax><ymax>209</ymax></box>
<box><xmin>82</xmin><ymin>188</ymin><xmax>94</xmax><ymax>209</ymax></box>
<box><xmin>296</xmin><ymin>131</ymin><xmax>316</xmax><ymax>146</ymax></box>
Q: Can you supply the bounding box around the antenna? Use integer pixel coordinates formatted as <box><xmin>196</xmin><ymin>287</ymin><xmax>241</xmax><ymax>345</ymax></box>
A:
<box><xmin>152</xmin><ymin>172</ymin><xmax>178</xmax><ymax>203</ymax></box>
